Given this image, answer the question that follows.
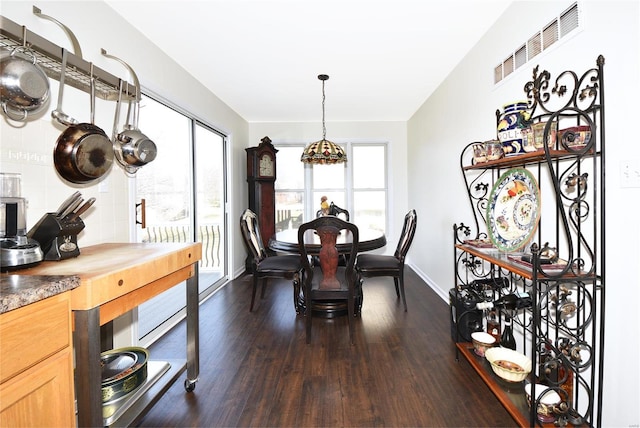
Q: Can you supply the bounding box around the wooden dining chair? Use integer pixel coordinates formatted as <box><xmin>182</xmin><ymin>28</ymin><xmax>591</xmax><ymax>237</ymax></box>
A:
<box><xmin>240</xmin><ymin>209</ymin><xmax>302</xmax><ymax>312</ymax></box>
<box><xmin>315</xmin><ymin>202</ymin><xmax>351</xmax><ymax>266</ymax></box>
<box><xmin>356</xmin><ymin>209</ymin><xmax>417</xmax><ymax>311</ymax></box>
<box><xmin>298</xmin><ymin>216</ymin><xmax>360</xmax><ymax>344</ymax></box>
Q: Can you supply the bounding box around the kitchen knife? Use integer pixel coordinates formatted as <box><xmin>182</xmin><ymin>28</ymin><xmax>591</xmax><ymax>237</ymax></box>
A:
<box><xmin>61</xmin><ymin>197</ymin><xmax>83</xmax><ymax>219</ymax></box>
<box><xmin>56</xmin><ymin>191</ymin><xmax>82</xmax><ymax>216</ymax></box>
<box><xmin>67</xmin><ymin>197</ymin><xmax>96</xmax><ymax>222</ymax></box>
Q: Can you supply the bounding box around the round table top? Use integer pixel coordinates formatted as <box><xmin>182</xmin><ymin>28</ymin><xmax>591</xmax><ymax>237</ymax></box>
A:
<box><xmin>269</xmin><ymin>227</ymin><xmax>387</xmax><ymax>255</ymax></box>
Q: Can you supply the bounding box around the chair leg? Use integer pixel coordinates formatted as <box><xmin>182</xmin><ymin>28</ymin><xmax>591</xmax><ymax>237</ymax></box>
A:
<box><xmin>292</xmin><ymin>273</ymin><xmax>302</xmax><ymax>314</ymax></box>
<box><xmin>348</xmin><ymin>291</ymin><xmax>355</xmax><ymax>345</ymax></box>
<box><xmin>398</xmin><ymin>272</ymin><xmax>408</xmax><ymax>312</ymax></box>
<box><xmin>261</xmin><ymin>278</ymin><xmax>268</xmax><ymax>299</ymax></box>
<box><xmin>393</xmin><ymin>277</ymin><xmax>400</xmax><ymax>298</ymax></box>
<box><xmin>250</xmin><ymin>275</ymin><xmax>259</xmax><ymax>312</ymax></box>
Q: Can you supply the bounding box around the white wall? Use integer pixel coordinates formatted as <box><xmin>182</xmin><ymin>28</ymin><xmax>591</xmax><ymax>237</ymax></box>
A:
<box><xmin>407</xmin><ymin>1</ymin><xmax>639</xmax><ymax>426</ymax></box>
<box><xmin>249</xmin><ymin>120</ymin><xmax>409</xmax><ymax>250</ymax></box>
<box><xmin>0</xmin><ymin>1</ymin><xmax>250</xmax><ymax>274</ymax></box>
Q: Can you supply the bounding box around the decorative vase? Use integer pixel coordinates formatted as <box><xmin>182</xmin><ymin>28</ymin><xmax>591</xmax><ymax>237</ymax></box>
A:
<box><xmin>497</xmin><ymin>101</ymin><xmax>531</xmax><ymax>156</ymax></box>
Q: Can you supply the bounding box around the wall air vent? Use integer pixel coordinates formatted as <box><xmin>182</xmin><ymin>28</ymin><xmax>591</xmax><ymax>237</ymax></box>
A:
<box><xmin>494</xmin><ymin>2</ymin><xmax>580</xmax><ymax>84</ymax></box>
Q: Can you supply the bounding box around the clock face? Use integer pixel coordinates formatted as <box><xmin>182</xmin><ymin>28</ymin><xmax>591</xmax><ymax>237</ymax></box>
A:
<box><xmin>259</xmin><ymin>153</ymin><xmax>274</xmax><ymax>177</ymax></box>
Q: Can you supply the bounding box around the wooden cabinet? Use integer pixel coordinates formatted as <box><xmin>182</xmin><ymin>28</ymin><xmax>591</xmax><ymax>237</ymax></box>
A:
<box><xmin>452</xmin><ymin>56</ymin><xmax>605</xmax><ymax>427</ymax></box>
<box><xmin>0</xmin><ymin>293</ymin><xmax>75</xmax><ymax>427</ymax></box>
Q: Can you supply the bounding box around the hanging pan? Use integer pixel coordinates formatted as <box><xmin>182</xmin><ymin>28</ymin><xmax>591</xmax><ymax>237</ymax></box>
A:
<box><xmin>53</xmin><ymin>57</ymin><xmax>114</xmax><ymax>184</ymax></box>
<box><xmin>102</xmin><ymin>49</ymin><xmax>157</xmax><ymax>174</ymax></box>
<box><xmin>0</xmin><ymin>26</ymin><xmax>50</xmax><ymax>121</ymax></box>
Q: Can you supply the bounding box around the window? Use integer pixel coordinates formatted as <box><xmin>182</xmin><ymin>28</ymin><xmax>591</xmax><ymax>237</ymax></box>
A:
<box><xmin>275</xmin><ymin>142</ymin><xmax>387</xmax><ymax>233</ymax></box>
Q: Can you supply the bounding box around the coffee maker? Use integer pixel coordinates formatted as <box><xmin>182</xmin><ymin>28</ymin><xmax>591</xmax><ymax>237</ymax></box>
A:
<box><xmin>1</xmin><ymin>173</ymin><xmax>43</xmax><ymax>271</ymax></box>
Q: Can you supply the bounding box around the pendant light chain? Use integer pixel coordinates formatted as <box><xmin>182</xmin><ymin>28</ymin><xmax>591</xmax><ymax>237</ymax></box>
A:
<box><xmin>300</xmin><ymin>73</ymin><xmax>346</xmax><ymax>164</ymax></box>
<box><xmin>321</xmin><ymin>75</ymin><xmax>327</xmax><ymax>140</ymax></box>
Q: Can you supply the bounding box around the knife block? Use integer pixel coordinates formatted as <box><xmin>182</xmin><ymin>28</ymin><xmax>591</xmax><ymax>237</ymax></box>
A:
<box><xmin>27</xmin><ymin>213</ymin><xmax>84</xmax><ymax>260</ymax></box>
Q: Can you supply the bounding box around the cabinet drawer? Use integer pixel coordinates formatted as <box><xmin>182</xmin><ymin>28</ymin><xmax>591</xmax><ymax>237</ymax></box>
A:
<box><xmin>0</xmin><ymin>293</ymin><xmax>71</xmax><ymax>383</ymax></box>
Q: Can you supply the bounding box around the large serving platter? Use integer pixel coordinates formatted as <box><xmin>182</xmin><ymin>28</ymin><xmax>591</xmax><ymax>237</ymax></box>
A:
<box><xmin>486</xmin><ymin>167</ymin><xmax>541</xmax><ymax>252</ymax></box>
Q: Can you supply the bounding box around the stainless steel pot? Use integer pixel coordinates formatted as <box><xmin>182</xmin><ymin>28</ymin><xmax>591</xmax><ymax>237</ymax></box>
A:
<box><xmin>102</xmin><ymin>50</ymin><xmax>157</xmax><ymax>173</ymax></box>
<box><xmin>118</xmin><ymin>127</ymin><xmax>157</xmax><ymax>167</ymax></box>
<box><xmin>0</xmin><ymin>46</ymin><xmax>50</xmax><ymax>121</ymax></box>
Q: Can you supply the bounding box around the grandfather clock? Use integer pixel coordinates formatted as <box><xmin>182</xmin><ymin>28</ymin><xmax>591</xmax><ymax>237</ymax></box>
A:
<box><xmin>246</xmin><ymin>136</ymin><xmax>278</xmax><ymax>249</ymax></box>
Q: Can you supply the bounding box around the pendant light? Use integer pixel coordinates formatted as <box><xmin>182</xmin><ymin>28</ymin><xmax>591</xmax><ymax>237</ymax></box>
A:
<box><xmin>300</xmin><ymin>74</ymin><xmax>347</xmax><ymax>164</ymax></box>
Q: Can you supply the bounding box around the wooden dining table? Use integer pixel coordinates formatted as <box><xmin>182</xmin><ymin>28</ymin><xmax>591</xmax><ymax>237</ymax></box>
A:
<box><xmin>268</xmin><ymin>227</ymin><xmax>387</xmax><ymax>255</ymax></box>
<box><xmin>268</xmin><ymin>226</ymin><xmax>386</xmax><ymax>316</ymax></box>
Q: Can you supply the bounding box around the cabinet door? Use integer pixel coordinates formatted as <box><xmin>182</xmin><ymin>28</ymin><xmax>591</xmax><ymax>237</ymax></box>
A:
<box><xmin>0</xmin><ymin>296</ymin><xmax>70</xmax><ymax>382</ymax></box>
<box><xmin>0</xmin><ymin>350</ymin><xmax>75</xmax><ymax>427</ymax></box>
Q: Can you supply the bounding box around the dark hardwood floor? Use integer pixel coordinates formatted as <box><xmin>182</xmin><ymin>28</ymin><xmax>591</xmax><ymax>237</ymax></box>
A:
<box><xmin>137</xmin><ymin>268</ymin><xmax>516</xmax><ymax>427</ymax></box>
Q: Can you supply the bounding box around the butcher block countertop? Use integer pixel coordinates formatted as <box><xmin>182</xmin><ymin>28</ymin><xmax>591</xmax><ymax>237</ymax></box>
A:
<box><xmin>11</xmin><ymin>242</ymin><xmax>202</xmax><ymax>315</ymax></box>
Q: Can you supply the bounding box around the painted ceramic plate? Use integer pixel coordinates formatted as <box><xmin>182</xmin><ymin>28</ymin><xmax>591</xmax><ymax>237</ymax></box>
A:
<box><xmin>487</xmin><ymin>168</ymin><xmax>541</xmax><ymax>252</ymax></box>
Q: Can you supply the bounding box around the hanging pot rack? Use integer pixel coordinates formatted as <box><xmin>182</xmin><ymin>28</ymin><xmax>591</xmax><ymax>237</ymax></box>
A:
<box><xmin>0</xmin><ymin>14</ymin><xmax>136</xmax><ymax>101</ymax></box>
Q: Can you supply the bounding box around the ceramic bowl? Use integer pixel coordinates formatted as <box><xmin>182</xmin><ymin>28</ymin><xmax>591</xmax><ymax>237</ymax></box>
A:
<box><xmin>485</xmin><ymin>347</ymin><xmax>531</xmax><ymax>382</ymax></box>
<box><xmin>471</xmin><ymin>331</ymin><xmax>496</xmax><ymax>357</ymax></box>
<box><xmin>524</xmin><ymin>383</ymin><xmax>562</xmax><ymax>423</ymax></box>
<box><xmin>558</xmin><ymin>125</ymin><xmax>591</xmax><ymax>149</ymax></box>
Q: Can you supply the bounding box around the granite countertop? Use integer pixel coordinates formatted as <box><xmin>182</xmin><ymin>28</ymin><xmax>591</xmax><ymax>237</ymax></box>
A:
<box><xmin>0</xmin><ymin>274</ymin><xmax>80</xmax><ymax>314</ymax></box>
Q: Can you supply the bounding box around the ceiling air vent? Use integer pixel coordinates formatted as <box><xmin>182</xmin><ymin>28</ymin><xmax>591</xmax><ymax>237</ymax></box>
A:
<box><xmin>543</xmin><ymin>20</ymin><xmax>559</xmax><ymax>50</ymax></box>
<box><xmin>494</xmin><ymin>2</ymin><xmax>581</xmax><ymax>84</ymax></box>
<box><xmin>515</xmin><ymin>44</ymin><xmax>527</xmax><ymax>69</ymax></box>
<box><xmin>560</xmin><ymin>2</ymin><xmax>580</xmax><ymax>36</ymax></box>
<box><xmin>528</xmin><ymin>33</ymin><xmax>542</xmax><ymax>60</ymax></box>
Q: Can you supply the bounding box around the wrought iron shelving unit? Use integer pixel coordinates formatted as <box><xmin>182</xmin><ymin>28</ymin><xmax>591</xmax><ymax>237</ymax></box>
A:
<box><xmin>452</xmin><ymin>56</ymin><xmax>605</xmax><ymax>427</ymax></box>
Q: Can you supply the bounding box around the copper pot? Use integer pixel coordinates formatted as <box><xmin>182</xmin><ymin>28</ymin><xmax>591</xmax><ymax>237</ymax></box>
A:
<box><xmin>53</xmin><ymin>57</ymin><xmax>113</xmax><ymax>183</ymax></box>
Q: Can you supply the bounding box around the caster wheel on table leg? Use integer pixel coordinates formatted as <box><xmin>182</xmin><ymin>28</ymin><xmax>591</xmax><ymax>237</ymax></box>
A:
<box><xmin>184</xmin><ymin>378</ymin><xmax>197</xmax><ymax>392</ymax></box>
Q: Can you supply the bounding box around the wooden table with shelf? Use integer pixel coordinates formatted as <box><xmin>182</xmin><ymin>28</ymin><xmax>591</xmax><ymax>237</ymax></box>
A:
<box><xmin>18</xmin><ymin>242</ymin><xmax>202</xmax><ymax>427</ymax></box>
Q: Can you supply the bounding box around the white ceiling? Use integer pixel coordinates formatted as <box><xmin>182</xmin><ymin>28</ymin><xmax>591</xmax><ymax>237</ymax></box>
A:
<box><xmin>106</xmin><ymin>0</ymin><xmax>512</xmax><ymax>122</ymax></box>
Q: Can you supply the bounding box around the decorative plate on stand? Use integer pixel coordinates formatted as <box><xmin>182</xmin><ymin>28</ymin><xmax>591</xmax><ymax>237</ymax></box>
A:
<box><xmin>486</xmin><ymin>168</ymin><xmax>541</xmax><ymax>252</ymax></box>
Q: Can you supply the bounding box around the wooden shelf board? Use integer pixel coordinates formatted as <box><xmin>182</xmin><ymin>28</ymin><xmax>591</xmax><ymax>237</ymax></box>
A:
<box><xmin>456</xmin><ymin>343</ymin><xmax>534</xmax><ymax>427</ymax></box>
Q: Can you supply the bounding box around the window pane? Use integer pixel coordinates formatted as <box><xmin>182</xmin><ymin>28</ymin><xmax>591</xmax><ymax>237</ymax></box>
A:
<box><xmin>275</xmin><ymin>146</ymin><xmax>305</xmax><ymax>231</ymax></box>
<box><xmin>313</xmin><ymin>162</ymin><xmax>345</xmax><ymax>189</ymax></box>
<box><xmin>353</xmin><ymin>146</ymin><xmax>385</xmax><ymax>188</ymax></box>
<box><xmin>275</xmin><ymin>191</ymin><xmax>304</xmax><ymax>231</ymax></box>
<box><xmin>275</xmin><ymin>147</ymin><xmax>305</xmax><ymax>189</ymax></box>
<box><xmin>194</xmin><ymin>124</ymin><xmax>225</xmax><ymax>284</ymax></box>
<box><xmin>136</xmin><ymin>96</ymin><xmax>191</xmax><ymax>341</ymax></box>
<box><xmin>136</xmin><ymin>97</ymin><xmax>191</xmax><ymax>227</ymax></box>
<box><xmin>354</xmin><ymin>191</ymin><xmax>385</xmax><ymax>232</ymax></box>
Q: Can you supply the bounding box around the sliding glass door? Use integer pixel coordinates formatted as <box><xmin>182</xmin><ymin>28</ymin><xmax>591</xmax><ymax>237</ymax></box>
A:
<box><xmin>134</xmin><ymin>94</ymin><xmax>227</xmax><ymax>344</ymax></box>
